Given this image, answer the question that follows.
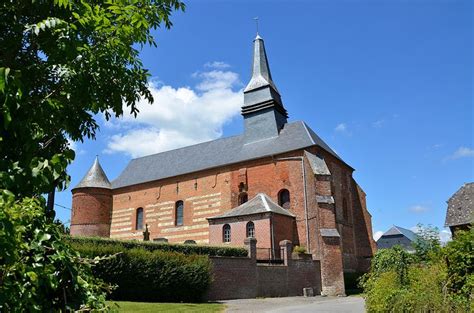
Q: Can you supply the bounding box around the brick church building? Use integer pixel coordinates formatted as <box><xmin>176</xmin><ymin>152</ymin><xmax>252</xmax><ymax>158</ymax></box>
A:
<box><xmin>71</xmin><ymin>33</ymin><xmax>376</xmax><ymax>296</ymax></box>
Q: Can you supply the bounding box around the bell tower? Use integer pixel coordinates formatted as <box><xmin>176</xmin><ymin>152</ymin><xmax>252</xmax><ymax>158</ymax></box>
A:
<box><xmin>242</xmin><ymin>34</ymin><xmax>288</xmax><ymax>144</ymax></box>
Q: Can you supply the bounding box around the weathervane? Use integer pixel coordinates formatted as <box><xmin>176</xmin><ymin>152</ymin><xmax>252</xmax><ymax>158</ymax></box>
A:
<box><xmin>254</xmin><ymin>17</ymin><xmax>259</xmax><ymax>35</ymax></box>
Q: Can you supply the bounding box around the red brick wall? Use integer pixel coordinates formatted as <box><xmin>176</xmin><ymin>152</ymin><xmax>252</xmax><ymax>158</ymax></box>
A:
<box><xmin>207</xmin><ymin>257</ymin><xmax>321</xmax><ymax>300</ymax></box>
<box><xmin>70</xmin><ymin>187</ymin><xmax>112</xmax><ymax>237</ymax></box>
<box><xmin>209</xmin><ymin>215</ymin><xmax>271</xmax><ymax>249</ymax></box>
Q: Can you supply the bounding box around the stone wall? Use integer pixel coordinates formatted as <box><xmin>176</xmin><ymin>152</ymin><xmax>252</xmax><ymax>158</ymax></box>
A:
<box><xmin>206</xmin><ymin>239</ymin><xmax>322</xmax><ymax>300</ymax></box>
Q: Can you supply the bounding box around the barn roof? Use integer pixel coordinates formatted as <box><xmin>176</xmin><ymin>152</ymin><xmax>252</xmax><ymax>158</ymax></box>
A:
<box><xmin>112</xmin><ymin>121</ymin><xmax>347</xmax><ymax>189</ymax></box>
<box><xmin>208</xmin><ymin>193</ymin><xmax>295</xmax><ymax>220</ymax></box>
<box><xmin>379</xmin><ymin>226</ymin><xmax>417</xmax><ymax>242</ymax></box>
<box><xmin>445</xmin><ymin>182</ymin><xmax>474</xmax><ymax>227</ymax></box>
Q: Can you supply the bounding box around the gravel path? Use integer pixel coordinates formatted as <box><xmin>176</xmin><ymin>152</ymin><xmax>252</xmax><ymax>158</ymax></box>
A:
<box><xmin>223</xmin><ymin>296</ymin><xmax>365</xmax><ymax>313</ymax></box>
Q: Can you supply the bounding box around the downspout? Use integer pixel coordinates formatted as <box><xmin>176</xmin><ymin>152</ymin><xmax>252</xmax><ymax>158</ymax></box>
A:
<box><xmin>270</xmin><ymin>213</ymin><xmax>275</xmax><ymax>260</ymax></box>
<box><xmin>272</xmin><ymin>155</ymin><xmax>310</xmax><ymax>252</ymax></box>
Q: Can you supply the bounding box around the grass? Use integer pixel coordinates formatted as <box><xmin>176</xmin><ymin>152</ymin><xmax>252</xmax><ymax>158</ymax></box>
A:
<box><xmin>106</xmin><ymin>301</ymin><xmax>226</xmax><ymax>313</ymax></box>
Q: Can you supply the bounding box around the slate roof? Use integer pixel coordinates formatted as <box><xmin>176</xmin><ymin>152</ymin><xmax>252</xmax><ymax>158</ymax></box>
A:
<box><xmin>208</xmin><ymin>193</ymin><xmax>295</xmax><ymax>220</ymax></box>
<box><xmin>378</xmin><ymin>226</ymin><xmax>417</xmax><ymax>242</ymax></box>
<box><xmin>112</xmin><ymin>121</ymin><xmax>347</xmax><ymax>189</ymax></box>
<box><xmin>445</xmin><ymin>182</ymin><xmax>474</xmax><ymax>227</ymax></box>
<box><xmin>305</xmin><ymin>151</ymin><xmax>331</xmax><ymax>175</ymax></box>
<box><xmin>320</xmin><ymin>228</ymin><xmax>340</xmax><ymax>237</ymax></box>
<box><xmin>73</xmin><ymin>157</ymin><xmax>111</xmax><ymax>190</ymax></box>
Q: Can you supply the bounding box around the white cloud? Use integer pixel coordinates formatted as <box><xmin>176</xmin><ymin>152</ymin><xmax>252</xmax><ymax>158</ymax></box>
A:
<box><xmin>372</xmin><ymin>119</ymin><xmax>385</xmax><ymax>128</ymax></box>
<box><xmin>104</xmin><ymin>66</ymin><xmax>243</xmax><ymax>158</ymax></box>
<box><xmin>373</xmin><ymin>230</ymin><xmax>384</xmax><ymax>241</ymax></box>
<box><xmin>439</xmin><ymin>229</ymin><xmax>452</xmax><ymax>244</ymax></box>
<box><xmin>409</xmin><ymin>205</ymin><xmax>429</xmax><ymax>213</ymax></box>
<box><xmin>448</xmin><ymin>146</ymin><xmax>474</xmax><ymax>159</ymax></box>
<box><xmin>335</xmin><ymin>123</ymin><xmax>347</xmax><ymax>132</ymax></box>
<box><xmin>204</xmin><ymin>61</ymin><xmax>231</xmax><ymax>69</ymax></box>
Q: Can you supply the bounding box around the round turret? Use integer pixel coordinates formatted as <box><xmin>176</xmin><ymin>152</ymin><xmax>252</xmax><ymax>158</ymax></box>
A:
<box><xmin>70</xmin><ymin>157</ymin><xmax>112</xmax><ymax>237</ymax></box>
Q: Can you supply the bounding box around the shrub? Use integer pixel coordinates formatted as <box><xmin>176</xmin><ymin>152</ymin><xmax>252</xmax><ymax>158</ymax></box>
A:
<box><xmin>67</xmin><ymin>236</ymin><xmax>248</xmax><ymax>257</ymax></box>
<box><xmin>362</xmin><ymin>232</ymin><xmax>473</xmax><ymax>313</ymax></box>
<box><xmin>73</xmin><ymin>242</ymin><xmax>212</xmax><ymax>302</ymax></box>
<box><xmin>0</xmin><ymin>194</ymin><xmax>109</xmax><ymax>312</ymax></box>
<box><xmin>293</xmin><ymin>245</ymin><xmax>307</xmax><ymax>254</ymax></box>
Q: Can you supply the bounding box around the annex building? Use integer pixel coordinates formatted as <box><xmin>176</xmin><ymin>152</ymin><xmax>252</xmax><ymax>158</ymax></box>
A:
<box><xmin>70</xmin><ymin>33</ymin><xmax>376</xmax><ymax>296</ymax></box>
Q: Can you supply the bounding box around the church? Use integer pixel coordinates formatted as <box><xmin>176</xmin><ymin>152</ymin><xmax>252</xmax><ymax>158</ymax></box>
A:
<box><xmin>70</xmin><ymin>33</ymin><xmax>376</xmax><ymax>295</ymax></box>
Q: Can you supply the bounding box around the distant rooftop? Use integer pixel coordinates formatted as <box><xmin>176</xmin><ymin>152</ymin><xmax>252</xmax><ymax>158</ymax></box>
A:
<box><xmin>378</xmin><ymin>225</ymin><xmax>418</xmax><ymax>242</ymax></box>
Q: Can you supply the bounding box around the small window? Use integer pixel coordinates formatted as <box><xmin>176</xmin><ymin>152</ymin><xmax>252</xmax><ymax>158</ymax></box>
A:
<box><xmin>238</xmin><ymin>192</ymin><xmax>248</xmax><ymax>205</ymax></box>
<box><xmin>175</xmin><ymin>200</ymin><xmax>184</xmax><ymax>226</ymax></box>
<box><xmin>343</xmin><ymin>198</ymin><xmax>348</xmax><ymax>221</ymax></box>
<box><xmin>223</xmin><ymin>224</ymin><xmax>231</xmax><ymax>243</ymax></box>
<box><xmin>136</xmin><ymin>208</ymin><xmax>144</xmax><ymax>230</ymax></box>
<box><xmin>246</xmin><ymin>221</ymin><xmax>255</xmax><ymax>238</ymax></box>
<box><xmin>278</xmin><ymin>189</ymin><xmax>290</xmax><ymax>210</ymax></box>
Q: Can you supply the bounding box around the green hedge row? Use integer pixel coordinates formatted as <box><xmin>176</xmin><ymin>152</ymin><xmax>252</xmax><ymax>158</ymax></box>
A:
<box><xmin>66</xmin><ymin>236</ymin><xmax>248</xmax><ymax>257</ymax></box>
<box><xmin>72</xmin><ymin>242</ymin><xmax>212</xmax><ymax>302</ymax></box>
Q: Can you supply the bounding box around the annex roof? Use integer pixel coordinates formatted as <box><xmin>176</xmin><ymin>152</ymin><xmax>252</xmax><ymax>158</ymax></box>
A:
<box><xmin>73</xmin><ymin>157</ymin><xmax>111</xmax><ymax>190</ymax></box>
<box><xmin>445</xmin><ymin>182</ymin><xmax>474</xmax><ymax>227</ymax></box>
<box><xmin>378</xmin><ymin>226</ymin><xmax>417</xmax><ymax>242</ymax></box>
<box><xmin>208</xmin><ymin>193</ymin><xmax>295</xmax><ymax>220</ymax></box>
<box><xmin>112</xmin><ymin>121</ymin><xmax>346</xmax><ymax>189</ymax></box>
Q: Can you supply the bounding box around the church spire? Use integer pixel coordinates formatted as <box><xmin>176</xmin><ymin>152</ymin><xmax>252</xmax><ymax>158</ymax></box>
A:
<box><xmin>242</xmin><ymin>33</ymin><xmax>288</xmax><ymax>143</ymax></box>
<box><xmin>73</xmin><ymin>156</ymin><xmax>111</xmax><ymax>190</ymax></box>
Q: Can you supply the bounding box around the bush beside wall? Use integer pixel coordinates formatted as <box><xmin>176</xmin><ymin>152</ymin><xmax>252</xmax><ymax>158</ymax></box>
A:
<box><xmin>72</xmin><ymin>242</ymin><xmax>212</xmax><ymax>302</ymax></box>
<box><xmin>66</xmin><ymin>236</ymin><xmax>248</xmax><ymax>257</ymax></box>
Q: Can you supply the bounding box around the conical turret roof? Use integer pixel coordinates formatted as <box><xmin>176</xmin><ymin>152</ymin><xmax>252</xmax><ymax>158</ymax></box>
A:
<box><xmin>73</xmin><ymin>156</ymin><xmax>111</xmax><ymax>190</ymax></box>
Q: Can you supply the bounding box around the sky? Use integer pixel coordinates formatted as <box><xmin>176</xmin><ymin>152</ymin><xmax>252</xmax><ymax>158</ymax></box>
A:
<box><xmin>56</xmin><ymin>0</ymin><xmax>473</xmax><ymax>243</ymax></box>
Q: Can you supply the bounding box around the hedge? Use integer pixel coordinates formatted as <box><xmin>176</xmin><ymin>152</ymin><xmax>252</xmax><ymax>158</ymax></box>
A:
<box><xmin>73</xmin><ymin>243</ymin><xmax>212</xmax><ymax>302</ymax></box>
<box><xmin>66</xmin><ymin>236</ymin><xmax>248</xmax><ymax>257</ymax></box>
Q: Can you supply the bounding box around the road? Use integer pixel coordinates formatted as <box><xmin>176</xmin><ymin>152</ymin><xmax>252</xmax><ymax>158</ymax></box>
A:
<box><xmin>223</xmin><ymin>296</ymin><xmax>365</xmax><ymax>313</ymax></box>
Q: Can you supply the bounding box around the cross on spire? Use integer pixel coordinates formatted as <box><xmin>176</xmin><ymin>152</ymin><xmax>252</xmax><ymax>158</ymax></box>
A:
<box><xmin>254</xmin><ymin>17</ymin><xmax>259</xmax><ymax>35</ymax></box>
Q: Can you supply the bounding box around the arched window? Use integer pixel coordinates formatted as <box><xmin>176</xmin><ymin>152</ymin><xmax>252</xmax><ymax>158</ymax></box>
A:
<box><xmin>136</xmin><ymin>208</ymin><xmax>144</xmax><ymax>230</ymax></box>
<box><xmin>175</xmin><ymin>200</ymin><xmax>184</xmax><ymax>226</ymax></box>
<box><xmin>278</xmin><ymin>189</ymin><xmax>290</xmax><ymax>210</ymax></box>
<box><xmin>223</xmin><ymin>224</ymin><xmax>231</xmax><ymax>243</ymax></box>
<box><xmin>238</xmin><ymin>192</ymin><xmax>248</xmax><ymax>205</ymax></box>
<box><xmin>246</xmin><ymin>221</ymin><xmax>255</xmax><ymax>238</ymax></box>
<box><xmin>343</xmin><ymin>198</ymin><xmax>348</xmax><ymax>221</ymax></box>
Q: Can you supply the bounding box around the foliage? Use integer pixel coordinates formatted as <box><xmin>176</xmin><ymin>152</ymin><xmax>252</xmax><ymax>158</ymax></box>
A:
<box><xmin>106</xmin><ymin>301</ymin><xmax>225</xmax><ymax>313</ymax></box>
<box><xmin>0</xmin><ymin>193</ymin><xmax>110</xmax><ymax>312</ymax></box>
<box><xmin>0</xmin><ymin>0</ymin><xmax>185</xmax><ymax>198</ymax></box>
<box><xmin>73</xmin><ymin>242</ymin><xmax>212</xmax><ymax>302</ymax></box>
<box><xmin>67</xmin><ymin>236</ymin><xmax>249</xmax><ymax>257</ymax></box>
<box><xmin>363</xmin><ymin>245</ymin><xmax>413</xmax><ymax>286</ymax></box>
<box><xmin>412</xmin><ymin>223</ymin><xmax>442</xmax><ymax>263</ymax></box>
<box><xmin>444</xmin><ymin>229</ymin><xmax>474</xmax><ymax>304</ymax></box>
<box><xmin>361</xmin><ymin>231</ymin><xmax>473</xmax><ymax>312</ymax></box>
<box><xmin>0</xmin><ymin>0</ymin><xmax>185</xmax><ymax>310</ymax></box>
<box><xmin>293</xmin><ymin>245</ymin><xmax>307</xmax><ymax>254</ymax></box>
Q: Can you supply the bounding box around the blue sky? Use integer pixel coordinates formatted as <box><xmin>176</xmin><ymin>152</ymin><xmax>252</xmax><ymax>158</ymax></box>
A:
<box><xmin>56</xmin><ymin>0</ymin><xmax>473</xmax><ymax>242</ymax></box>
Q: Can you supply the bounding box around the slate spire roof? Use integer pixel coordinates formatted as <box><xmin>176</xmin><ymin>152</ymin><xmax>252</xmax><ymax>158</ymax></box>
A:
<box><xmin>244</xmin><ymin>34</ymin><xmax>280</xmax><ymax>95</ymax></box>
<box><xmin>208</xmin><ymin>193</ymin><xmax>295</xmax><ymax>220</ymax></box>
<box><xmin>73</xmin><ymin>156</ymin><xmax>111</xmax><ymax>190</ymax></box>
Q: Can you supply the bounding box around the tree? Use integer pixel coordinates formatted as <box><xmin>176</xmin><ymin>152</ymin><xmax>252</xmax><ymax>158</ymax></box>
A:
<box><xmin>0</xmin><ymin>0</ymin><xmax>185</xmax><ymax>310</ymax></box>
<box><xmin>0</xmin><ymin>0</ymin><xmax>185</xmax><ymax>199</ymax></box>
<box><xmin>412</xmin><ymin>224</ymin><xmax>442</xmax><ymax>263</ymax></box>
